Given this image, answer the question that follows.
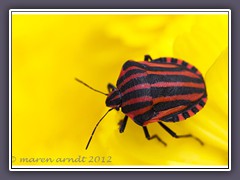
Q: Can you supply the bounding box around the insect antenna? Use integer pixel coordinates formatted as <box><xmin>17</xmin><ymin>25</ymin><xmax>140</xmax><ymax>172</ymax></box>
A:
<box><xmin>85</xmin><ymin>108</ymin><xmax>114</xmax><ymax>150</ymax></box>
<box><xmin>75</xmin><ymin>78</ymin><xmax>108</xmax><ymax>96</ymax></box>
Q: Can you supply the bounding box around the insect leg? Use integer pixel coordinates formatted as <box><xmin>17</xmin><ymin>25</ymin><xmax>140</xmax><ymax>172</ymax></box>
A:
<box><xmin>143</xmin><ymin>126</ymin><xmax>167</xmax><ymax>146</ymax></box>
<box><xmin>107</xmin><ymin>83</ymin><xmax>116</xmax><ymax>92</ymax></box>
<box><xmin>119</xmin><ymin>115</ymin><xmax>128</xmax><ymax>133</ymax></box>
<box><xmin>144</xmin><ymin>55</ymin><xmax>153</xmax><ymax>61</ymax></box>
<box><xmin>158</xmin><ymin>122</ymin><xmax>204</xmax><ymax>145</ymax></box>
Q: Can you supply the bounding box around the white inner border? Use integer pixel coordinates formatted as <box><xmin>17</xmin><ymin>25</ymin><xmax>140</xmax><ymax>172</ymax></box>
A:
<box><xmin>9</xmin><ymin>9</ymin><xmax>231</xmax><ymax>171</ymax></box>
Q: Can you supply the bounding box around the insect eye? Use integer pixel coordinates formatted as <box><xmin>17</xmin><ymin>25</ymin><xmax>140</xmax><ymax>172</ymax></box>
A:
<box><xmin>107</xmin><ymin>83</ymin><xmax>117</xmax><ymax>93</ymax></box>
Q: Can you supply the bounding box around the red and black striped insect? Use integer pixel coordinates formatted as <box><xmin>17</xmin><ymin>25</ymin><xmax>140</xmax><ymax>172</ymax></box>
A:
<box><xmin>76</xmin><ymin>55</ymin><xmax>207</xmax><ymax>149</ymax></box>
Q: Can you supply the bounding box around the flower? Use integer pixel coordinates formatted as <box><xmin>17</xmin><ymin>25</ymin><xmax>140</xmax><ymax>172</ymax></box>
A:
<box><xmin>12</xmin><ymin>13</ymin><xmax>228</xmax><ymax>166</ymax></box>
<box><xmin>95</xmin><ymin>14</ymin><xmax>228</xmax><ymax>166</ymax></box>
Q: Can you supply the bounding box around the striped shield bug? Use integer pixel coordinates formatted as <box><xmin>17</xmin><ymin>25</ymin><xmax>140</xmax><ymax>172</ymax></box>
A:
<box><xmin>76</xmin><ymin>55</ymin><xmax>207</xmax><ymax>149</ymax></box>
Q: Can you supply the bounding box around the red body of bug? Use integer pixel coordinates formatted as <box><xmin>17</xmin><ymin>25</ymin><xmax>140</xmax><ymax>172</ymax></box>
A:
<box><xmin>106</xmin><ymin>55</ymin><xmax>207</xmax><ymax>126</ymax></box>
<box><xmin>77</xmin><ymin>55</ymin><xmax>207</xmax><ymax>149</ymax></box>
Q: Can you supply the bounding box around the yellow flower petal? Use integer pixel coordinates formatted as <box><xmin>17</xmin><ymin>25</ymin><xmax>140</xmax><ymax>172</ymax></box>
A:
<box><xmin>173</xmin><ymin>15</ymin><xmax>228</xmax><ymax>75</ymax></box>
